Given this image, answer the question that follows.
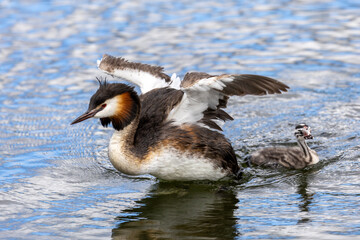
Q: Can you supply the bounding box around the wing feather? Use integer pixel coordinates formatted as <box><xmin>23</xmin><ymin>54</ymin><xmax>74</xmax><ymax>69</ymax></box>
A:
<box><xmin>97</xmin><ymin>56</ymin><xmax>289</xmax><ymax>131</ymax></box>
<box><xmin>168</xmin><ymin>72</ymin><xmax>289</xmax><ymax>130</ymax></box>
<box><xmin>97</xmin><ymin>54</ymin><xmax>171</xmax><ymax>93</ymax></box>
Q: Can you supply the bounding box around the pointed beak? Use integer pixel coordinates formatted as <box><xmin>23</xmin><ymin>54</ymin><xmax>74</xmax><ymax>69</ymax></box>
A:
<box><xmin>304</xmin><ymin>134</ymin><xmax>313</xmax><ymax>140</ymax></box>
<box><xmin>70</xmin><ymin>108</ymin><xmax>100</xmax><ymax>125</ymax></box>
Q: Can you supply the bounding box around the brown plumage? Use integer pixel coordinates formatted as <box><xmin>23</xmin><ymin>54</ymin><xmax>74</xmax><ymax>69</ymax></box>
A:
<box><xmin>181</xmin><ymin>72</ymin><xmax>289</xmax><ymax>95</ymax></box>
<box><xmin>247</xmin><ymin>124</ymin><xmax>319</xmax><ymax>169</ymax></box>
<box><xmin>70</xmin><ymin>55</ymin><xmax>290</xmax><ymax>181</ymax></box>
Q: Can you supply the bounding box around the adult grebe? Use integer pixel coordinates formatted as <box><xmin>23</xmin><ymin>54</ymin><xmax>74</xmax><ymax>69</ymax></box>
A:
<box><xmin>71</xmin><ymin>54</ymin><xmax>289</xmax><ymax>181</ymax></box>
<box><xmin>247</xmin><ymin>124</ymin><xmax>319</xmax><ymax>169</ymax></box>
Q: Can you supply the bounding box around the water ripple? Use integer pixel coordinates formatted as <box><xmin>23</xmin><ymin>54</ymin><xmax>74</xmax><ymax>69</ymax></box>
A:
<box><xmin>1</xmin><ymin>0</ymin><xmax>360</xmax><ymax>239</ymax></box>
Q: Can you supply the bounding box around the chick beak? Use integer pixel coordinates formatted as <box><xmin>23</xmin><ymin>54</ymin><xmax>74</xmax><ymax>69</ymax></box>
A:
<box><xmin>303</xmin><ymin>128</ymin><xmax>313</xmax><ymax>139</ymax></box>
<box><xmin>304</xmin><ymin>134</ymin><xmax>313</xmax><ymax>140</ymax></box>
<box><xmin>71</xmin><ymin>108</ymin><xmax>101</xmax><ymax>125</ymax></box>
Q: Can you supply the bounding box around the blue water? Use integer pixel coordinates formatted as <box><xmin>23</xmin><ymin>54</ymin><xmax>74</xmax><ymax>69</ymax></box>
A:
<box><xmin>0</xmin><ymin>0</ymin><xmax>359</xmax><ymax>239</ymax></box>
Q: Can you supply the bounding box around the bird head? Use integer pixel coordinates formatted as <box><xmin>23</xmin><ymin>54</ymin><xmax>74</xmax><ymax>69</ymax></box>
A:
<box><xmin>294</xmin><ymin>123</ymin><xmax>313</xmax><ymax>139</ymax></box>
<box><xmin>71</xmin><ymin>78</ymin><xmax>140</xmax><ymax>131</ymax></box>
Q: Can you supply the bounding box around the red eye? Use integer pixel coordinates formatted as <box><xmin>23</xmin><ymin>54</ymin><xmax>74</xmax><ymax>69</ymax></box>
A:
<box><xmin>102</xmin><ymin>104</ymin><xmax>107</xmax><ymax>108</ymax></box>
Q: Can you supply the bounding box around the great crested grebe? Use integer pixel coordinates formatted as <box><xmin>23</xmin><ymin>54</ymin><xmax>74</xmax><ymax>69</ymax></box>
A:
<box><xmin>71</xmin><ymin>54</ymin><xmax>289</xmax><ymax>181</ymax></box>
<box><xmin>247</xmin><ymin>124</ymin><xmax>319</xmax><ymax>169</ymax></box>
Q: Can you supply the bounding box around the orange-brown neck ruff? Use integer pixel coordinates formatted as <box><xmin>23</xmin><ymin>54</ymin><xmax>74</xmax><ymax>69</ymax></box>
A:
<box><xmin>115</xmin><ymin>92</ymin><xmax>135</xmax><ymax>120</ymax></box>
<box><xmin>101</xmin><ymin>92</ymin><xmax>139</xmax><ymax>131</ymax></box>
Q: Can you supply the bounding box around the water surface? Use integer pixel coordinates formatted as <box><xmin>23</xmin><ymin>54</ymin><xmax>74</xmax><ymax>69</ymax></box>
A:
<box><xmin>1</xmin><ymin>0</ymin><xmax>360</xmax><ymax>239</ymax></box>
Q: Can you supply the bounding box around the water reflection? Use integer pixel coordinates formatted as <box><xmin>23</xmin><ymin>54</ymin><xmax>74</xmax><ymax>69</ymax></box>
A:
<box><xmin>294</xmin><ymin>172</ymin><xmax>314</xmax><ymax>224</ymax></box>
<box><xmin>112</xmin><ymin>182</ymin><xmax>239</xmax><ymax>240</ymax></box>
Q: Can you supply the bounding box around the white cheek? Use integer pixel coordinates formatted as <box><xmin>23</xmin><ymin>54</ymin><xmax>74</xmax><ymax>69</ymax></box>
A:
<box><xmin>94</xmin><ymin>97</ymin><xmax>118</xmax><ymax>118</ymax></box>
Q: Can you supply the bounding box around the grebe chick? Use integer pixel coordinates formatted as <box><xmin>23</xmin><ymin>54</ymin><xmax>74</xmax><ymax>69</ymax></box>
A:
<box><xmin>247</xmin><ymin>124</ymin><xmax>319</xmax><ymax>169</ymax></box>
<box><xmin>71</xmin><ymin>54</ymin><xmax>289</xmax><ymax>181</ymax></box>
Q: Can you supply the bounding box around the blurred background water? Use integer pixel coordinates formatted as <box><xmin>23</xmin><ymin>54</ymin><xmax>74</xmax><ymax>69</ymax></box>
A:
<box><xmin>0</xmin><ymin>0</ymin><xmax>359</xmax><ymax>239</ymax></box>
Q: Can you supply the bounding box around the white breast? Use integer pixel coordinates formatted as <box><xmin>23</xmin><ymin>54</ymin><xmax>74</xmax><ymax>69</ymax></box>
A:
<box><xmin>108</xmin><ymin>125</ymin><xmax>229</xmax><ymax>181</ymax></box>
<box><xmin>146</xmin><ymin>148</ymin><xmax>228</xmax><ymax>181</ymax></box>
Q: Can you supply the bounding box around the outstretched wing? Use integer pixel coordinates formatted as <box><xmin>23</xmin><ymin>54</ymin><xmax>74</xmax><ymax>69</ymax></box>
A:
<box><xmin>98</xmin><ymin>55</ymin><xmax>289</xmax><ymax>130</ymax></box>
<box><xmin>97</xmin><ymin>54</ymin><xmax>173</xmax><ymax>93</ymax></box>
<box><xmin>167</xmin><ymin>72</ymin><xmax>289</xmax><ymax>130</ymax></box>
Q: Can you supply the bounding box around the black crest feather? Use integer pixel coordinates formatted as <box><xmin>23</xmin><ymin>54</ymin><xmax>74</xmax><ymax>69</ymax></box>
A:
<box><xmin>96</xmin><ymin>76</ymin><xmax>108</xmax><ymax>87</ymax></box>
<box><xmin>88</xmin><ymin>78</ymin><xmax>136</xmax><ymax>111</ymax></box>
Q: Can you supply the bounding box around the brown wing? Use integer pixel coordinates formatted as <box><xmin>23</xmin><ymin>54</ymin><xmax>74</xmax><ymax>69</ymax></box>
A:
<box><xmin>167</xmin><ymin>72</ymin><xmax>289</xmax><ymax>130</ymax></box>
<box><xmin>181</xmin><ymin>72</ymin><xmax>289</xmax><ymax>95</ymax></box>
